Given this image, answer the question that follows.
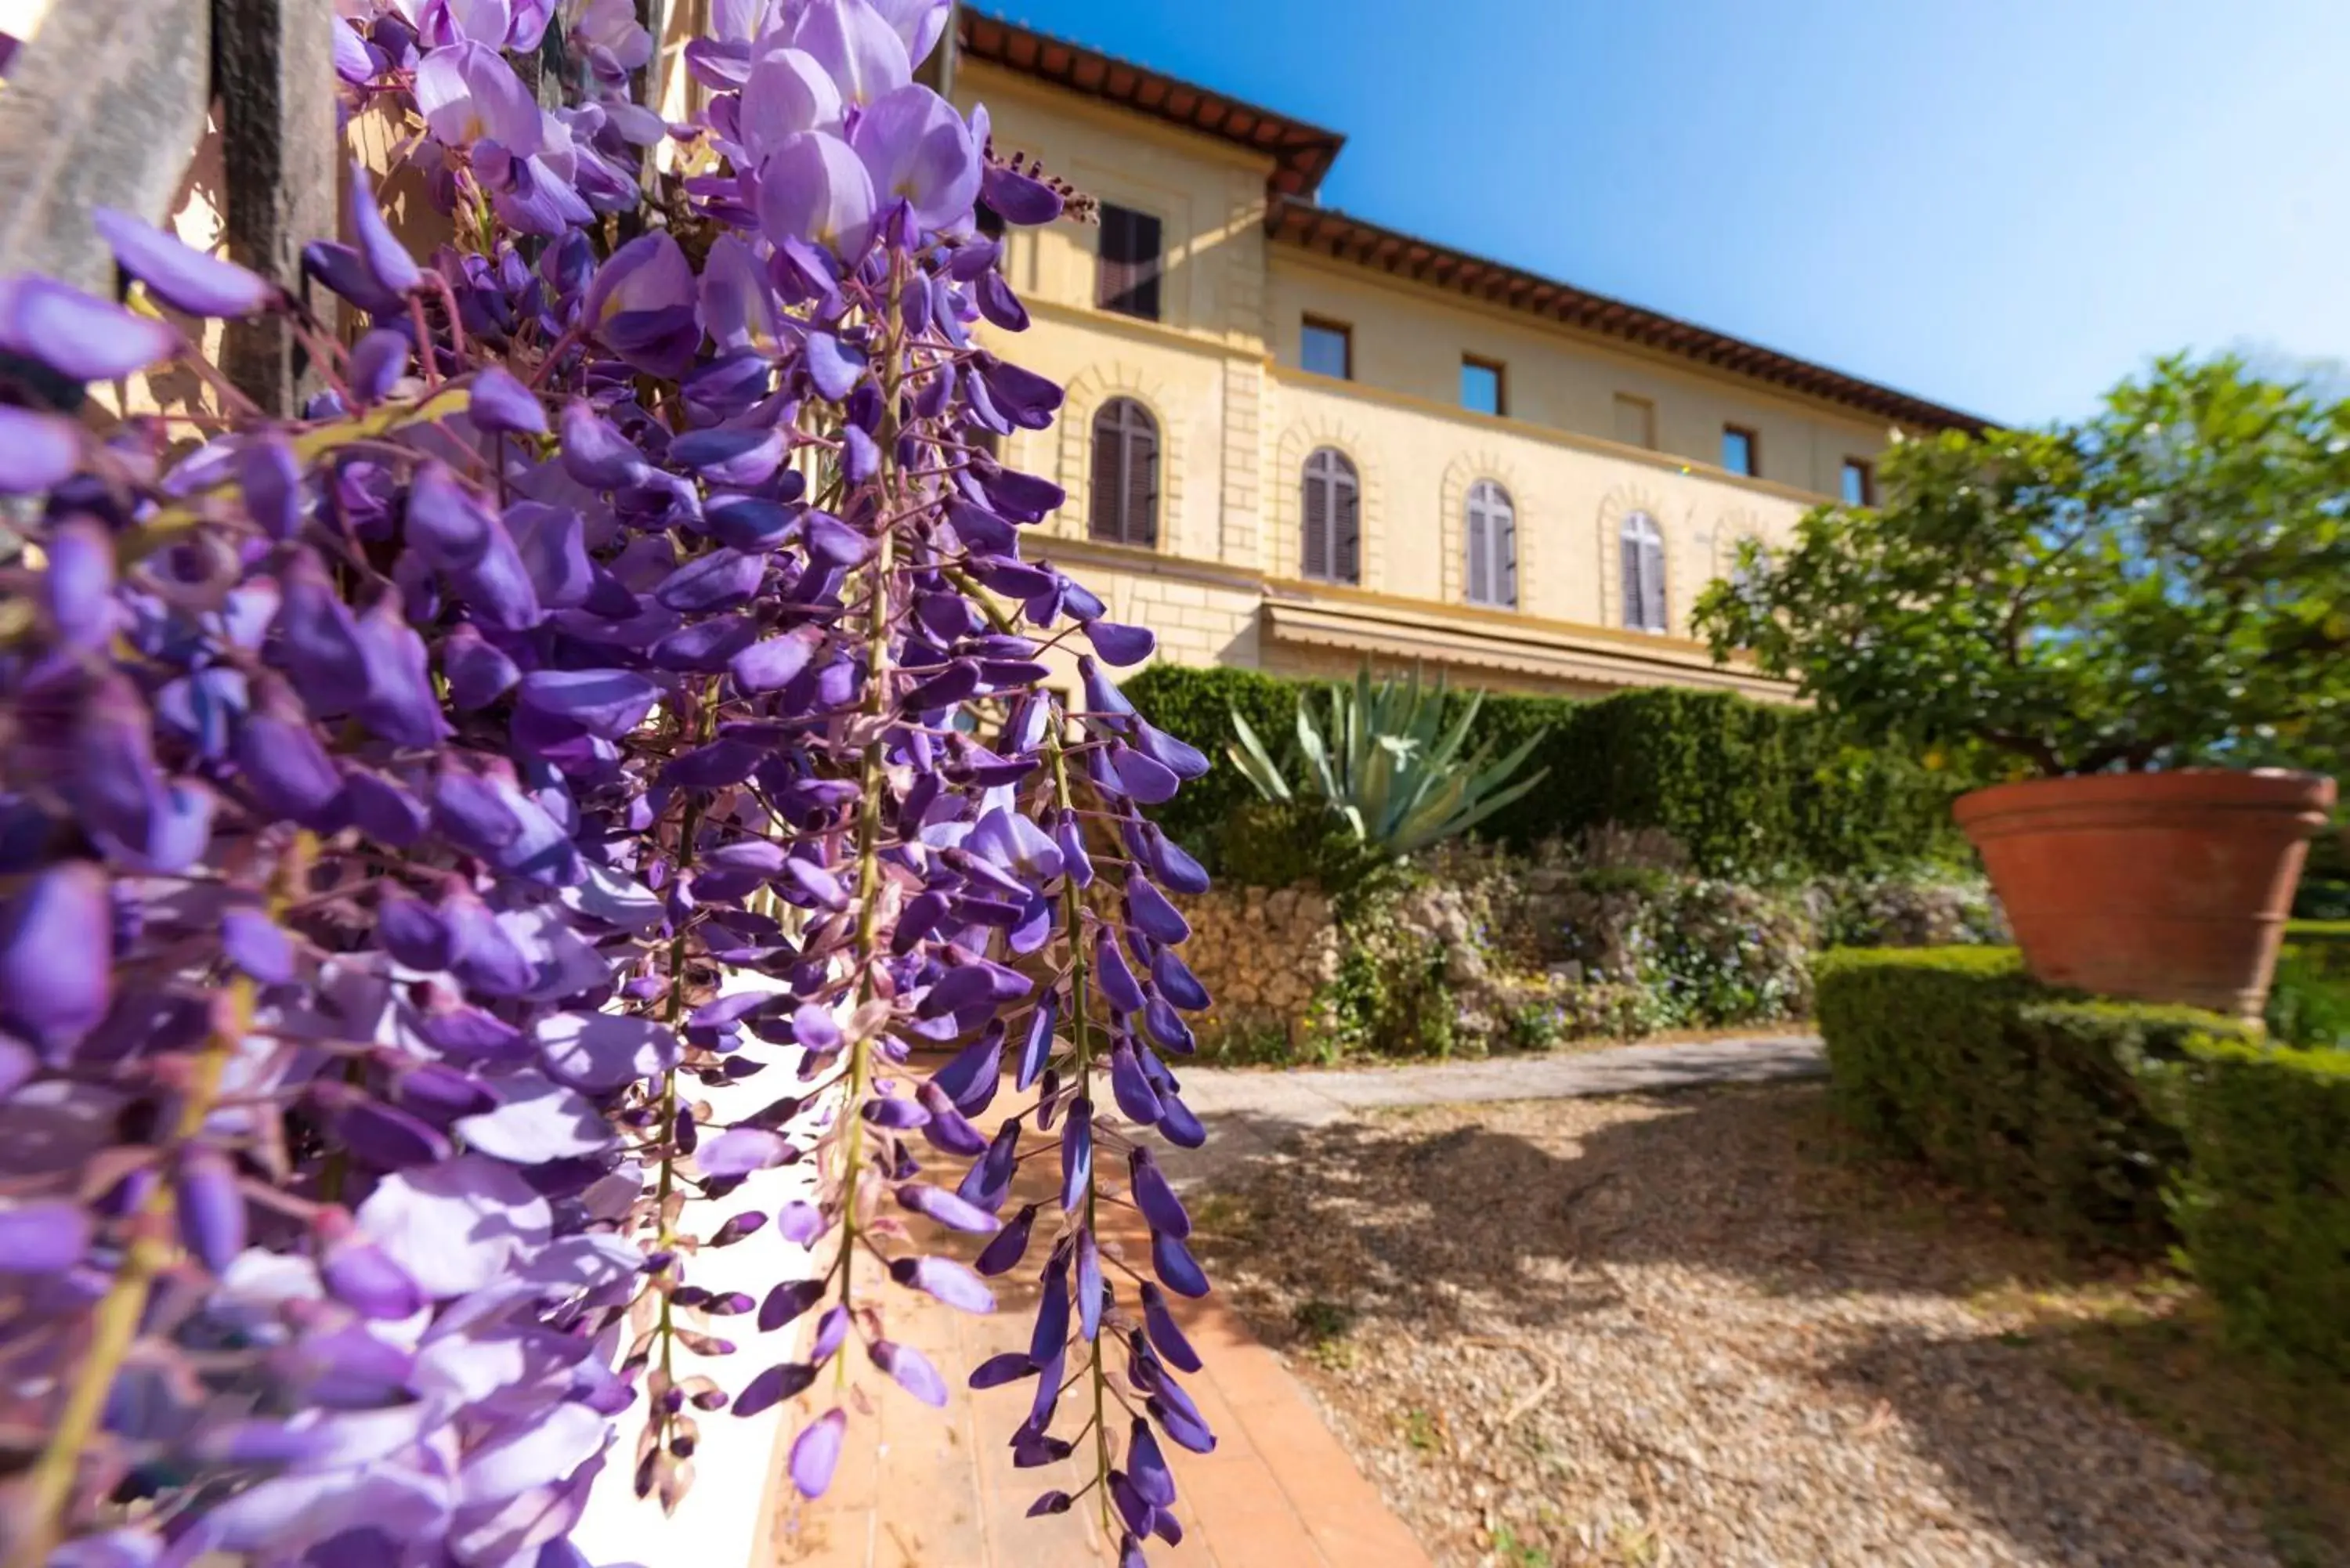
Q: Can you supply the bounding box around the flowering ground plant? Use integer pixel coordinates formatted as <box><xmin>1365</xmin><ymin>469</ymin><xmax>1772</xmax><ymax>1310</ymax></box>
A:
<box><xmin>0</xmin><ymin>3</ymin><xmax>1218</xmax><ymax>1564</ymax></box>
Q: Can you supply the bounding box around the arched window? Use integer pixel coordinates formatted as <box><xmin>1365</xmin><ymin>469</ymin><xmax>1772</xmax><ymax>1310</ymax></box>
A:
<box><xmin>1465</xmin><ymin>480</ymin><xmax>1517</xmax><ymax>609</ymax></box>
<box><xmin>1300</xmin><ymin>447</ymin><xmax>1361</xmax><ymax>583</ymax></box>
<box><xmin>1089</xmin><ymin>398</ymin><xmax>1159</xmax><ymax>547</ymax></box>
<box><xmin>1620</xmin><ymin>511</ymin><xmax>1667</xmax><ymax>632</ymax></box>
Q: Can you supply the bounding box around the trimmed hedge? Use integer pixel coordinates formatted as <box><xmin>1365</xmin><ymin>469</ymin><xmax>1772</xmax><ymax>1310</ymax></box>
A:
<box><xmin>2293</xmin><ymin>824</ymin><xmax>2350</xmax><ymax>919</ymax></box>
<box><xmin>1114</xmin><ymin>663</ymin><xmax>1301</xmax><ymax>863</ymax></box>
<box><xmin>2281</xmin><ymin>919</ymin><xmax>2350</xmax><ymax>977</ymax></box>
<box><xmin>2271</xmin><ymin>922</ymin><xmax>2350</xmax><ymax>1049</ymax></box>
<box><xmin>2160</xmin><ymin>1038</ymin><xmax>2350</xmax><ymax>1372</ymax></box>
<box><xmin>1812</xmin><ymin>948</ymin><xmax>2255</xmax><ymax>1252</ymax></box>
<box><xmin>1119</xmin><ymin>666</ymin><xmax>1969</xmax><ymax>877</ymax></box>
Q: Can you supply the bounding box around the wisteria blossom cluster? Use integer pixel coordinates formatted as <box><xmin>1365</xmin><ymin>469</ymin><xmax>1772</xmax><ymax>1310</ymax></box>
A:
<box><xmin>0</xmin><ymin>2</ymin><xmax>1220</xmax><ymax>1563</ymax></box>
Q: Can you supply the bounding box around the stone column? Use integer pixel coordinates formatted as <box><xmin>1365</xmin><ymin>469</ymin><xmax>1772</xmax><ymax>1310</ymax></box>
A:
<box><xmin>213</xmin><ymin>0</ymin><xmax>339</xmax><ymax>415</ymax></box>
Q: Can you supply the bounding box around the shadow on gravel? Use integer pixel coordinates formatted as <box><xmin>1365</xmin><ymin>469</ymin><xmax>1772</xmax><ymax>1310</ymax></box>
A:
<box><xmin>1190</xmin><ymin>1084</ymin><xmax>2109</xmax><ymax>1335</ymax></box>
<box><xmin>1189</xmin><ymin>1083</ymin><xmax>2347</xmax><ymax>1566</ymax></box>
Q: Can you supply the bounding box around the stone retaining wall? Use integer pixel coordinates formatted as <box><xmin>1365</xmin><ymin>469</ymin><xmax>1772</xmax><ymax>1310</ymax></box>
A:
<box><xmin>1180</xmin><ymin>884</ymin><xmax>1343</xmax><ymax>1044</ymax></box>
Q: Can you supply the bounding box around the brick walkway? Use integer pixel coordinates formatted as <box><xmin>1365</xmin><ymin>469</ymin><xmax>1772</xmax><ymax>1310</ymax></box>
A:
<box><xmin>767</xmin><ymin>1035</ymin><xmax>1823</xmax><ymax>1568</ymax></box>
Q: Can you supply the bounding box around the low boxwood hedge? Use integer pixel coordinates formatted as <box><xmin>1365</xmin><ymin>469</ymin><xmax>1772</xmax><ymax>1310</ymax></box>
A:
<box><xmin>2160</xmin><ymin>1037</ymin><xmax>2350</xmax><ymax>1373</ymax></box>
<box><xmin>1811</xmin><ymin>948</ymin><xmax>2254</xmax><ymax>1253</ymax></box>
<box><xmin>1819</xmin><ymin>946</ymin><xmax>2350</xmax><ymax>1374</ymax></box>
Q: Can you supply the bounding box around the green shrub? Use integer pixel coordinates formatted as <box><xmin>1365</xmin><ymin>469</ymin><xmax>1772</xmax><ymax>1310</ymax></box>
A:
<box><xmin>2282</xmin><ymin>919</ymin><xmax>2350</xmax><ymax>977</ymax></box>
<box><xmin>1226</xmin><ymin>664</ymin><xmax>1549</xmax><ymax>858</ymax></box>
<box><xmin>1561</xmin><ymin>872</ymin><xmax>1816</xmax><ymax>1030</ymax></box>
<box><xmin>2162</xmin><ymin>1038</ymin><xmax>2350</xmax><ymax>1373</ymax></box>
<box><xmin>2294</xmin><ymin>824</ymin><xmax>2350</xmax><ymax>920</ymax></box>
<box><xmin>1211</xmin><ymin>798</ymin><xmax>1386</xmax><ymax>898</ymax></box>
<box><xmin>1120</xmin><ymin>665</ymin><xmax>1969</xmax><ymax>878</ymax></box>
<box><xmin>1116</xmin><ymin>663</ymin><xmax>1300</xmax><ymax>865</ymax></box>
<box><xmin>2266</xmin><ymin>921</ymin><xmax>2350</xmax><ymax>1050</ymax></box>
<box><xmin>1814</xmin><ymin>869</ymin><xmax>2008</xmax><ymax>949</ymax></box>
<box><xmin>1811</xmin><ymin>948</ymin><xmax>2254</xmax><ymax>1252</ymax></box>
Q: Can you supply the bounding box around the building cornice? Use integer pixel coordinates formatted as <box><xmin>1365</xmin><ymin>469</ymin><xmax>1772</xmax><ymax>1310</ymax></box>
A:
<box><xmin>955</xmin><ymin>9</ymin><xmax>1344</xmax><ymax>201</ymax></box>
<box><xmin>1014</xmin><ymin>294</ymin><xmax>1272</xmax><ymax>363</ymax></box>
<box><xmin>1020</xmin><ymin>534</ymin><xmax>1788</xmax><ymax>699</ymax></box>
<box><xmin>1027</xmin><ymin>533</ymin><xmax>1272</xmax><ymax>594</ymax></box>
<box><xmin>1267</xmin><ymin>200</ymin><xmax>1988</xmax><ymax>435</ymax></box>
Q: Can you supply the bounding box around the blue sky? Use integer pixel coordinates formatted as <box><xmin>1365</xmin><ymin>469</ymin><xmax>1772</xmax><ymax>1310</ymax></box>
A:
<box><xmin>977</xmin><ymin>1</ymin><xmax>2348</xmax><ymax>425</ymax></box>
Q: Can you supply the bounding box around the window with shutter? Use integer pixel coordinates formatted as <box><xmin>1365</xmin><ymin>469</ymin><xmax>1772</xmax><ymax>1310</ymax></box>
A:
<box><xmin>1335</xmin><ymin>468</ymin><xmax>1360</xmax><ymax>583</ymax></box>
<box><xmin>1095</xmin><ymin>204</ymin><xmax>1162</xmax><ymax>321</ymax></box>
<box><xmin>1301</xmin><ymin>459</ymin><xmax>1329</xmax><ymax>580</ymax></box>
<box><xmin>1301</xmin><ymin>448</ymin><xmax>1360</xmax><ymax>584</ymax></box>
<box><xmin>1466</xmin><ymin>480</ymin><xmax>1516</xmax><ymax>608</ymax></box>
<box><xmin>1619</xmin><ymin>511</ymin><xmax>1666</xmax><ymax>632</ymax></box>
<box><xmin>1497</xmin><ymin>498</ymin><xmax>1517</xmax><ymax>608</ymax></box>
<box><xmin>1088</xmin><ymin>399</ymin><xmax>1159</xmax><ymax>547</ymax></box>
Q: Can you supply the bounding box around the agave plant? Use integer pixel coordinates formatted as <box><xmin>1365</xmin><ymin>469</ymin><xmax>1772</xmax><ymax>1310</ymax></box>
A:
<box><xmin>1228</xmin><ymin>664</ymin><xmax>1549</xmax><ymax>857</ymax></box>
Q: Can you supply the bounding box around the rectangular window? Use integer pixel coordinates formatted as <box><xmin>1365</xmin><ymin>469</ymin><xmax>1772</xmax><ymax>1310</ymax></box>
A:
<box><xmin>1301</xmin><ymin>317</ymin><xmax>1352</xmax><ymax>380</ymax></box>
<box><xmin>1095</xmin><ymin>204</ymin><xmax>1162</xmax><ymax>321</ymax></box>
<box><xmin>1460</xmin><ymin>356</ymin><xmax>1505</xmax><ymax>417</ymax></box>
<box><xmin>1612</xmin><ymin>393</ymin><xmax>1657</xmax><ymax>450</ymax></box>
<box><xmin>1722</xmin><ymin>425</ymin><xmax>1758</xmax><ymax>477</ymax></box>
<box><xmin>1840</xmin><ymin>458</ymin><xmax>1875</xmax><ymax>506</ymax></box>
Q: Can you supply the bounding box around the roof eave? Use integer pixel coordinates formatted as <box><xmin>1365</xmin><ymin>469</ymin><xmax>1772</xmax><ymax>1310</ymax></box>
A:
<box><xmin>955</xmin><ymin>9</ymin><xmax>1347</xmax><ymax>201</ymax></box>
<box><xmin>1266</xmin><ymin>197</ymin><xmax>1990</xmax><ymax>434</ymax></box>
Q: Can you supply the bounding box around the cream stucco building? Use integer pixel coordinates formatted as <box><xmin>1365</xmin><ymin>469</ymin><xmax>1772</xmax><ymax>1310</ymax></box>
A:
<box><xmin>935</xmin><ymin>11</ymin><xmax>1980</xmax><ymax>699</ymax></box>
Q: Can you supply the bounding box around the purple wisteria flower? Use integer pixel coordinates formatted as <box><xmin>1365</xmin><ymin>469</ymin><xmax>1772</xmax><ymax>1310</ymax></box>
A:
<box><xmin>0</xmin><ymin>5</ymin><xmax>1216</xmax><ymax>1563</ymax></box>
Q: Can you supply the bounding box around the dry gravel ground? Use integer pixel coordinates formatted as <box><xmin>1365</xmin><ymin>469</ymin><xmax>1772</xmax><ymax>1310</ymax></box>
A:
<box><xmin>1191</xmin><ymin>1082</ymin><xmax>2348</xmax><ymax>1568</ymax></box>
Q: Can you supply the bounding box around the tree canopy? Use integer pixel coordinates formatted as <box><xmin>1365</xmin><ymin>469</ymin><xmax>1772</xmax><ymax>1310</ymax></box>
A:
<box><xmin>1695</xmin><ymin>356</ymin><xmax>2350</xmax><ymax>777</ymax></box>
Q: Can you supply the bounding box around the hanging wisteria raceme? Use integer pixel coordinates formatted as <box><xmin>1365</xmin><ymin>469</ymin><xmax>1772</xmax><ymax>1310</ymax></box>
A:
<box><xmin>0</xmin><ymin>2</ymin><xmax>1217</xmax><ymax>1563</ymax></box>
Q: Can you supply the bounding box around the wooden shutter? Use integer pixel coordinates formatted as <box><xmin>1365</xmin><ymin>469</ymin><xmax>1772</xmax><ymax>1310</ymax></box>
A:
<box><xmin>1496</xmin><ymin>493</ymin><xmax>1517</xmax><ymax>608</ymax></box>
<box><xmin>1090</xmin><ymin>399</ymin><xmax>1157</xmax><ymax>546</ymax></box>
<box><xmin>1128</xmin><ymin>211</ymin><xmax>1162</xmax><ymax>320</ymax></box>
<box><xmin>1097</xmin><ymin>204</ymin><xmax>1162</xmax><ymax>320</ymax></box>
<box><xmin>1466</xmin><ymin>481</ymin><xmax>1516</xmax><ymax>607</ymax></box>
<box><xmin>1332</xmin><ymin>455</ymin><xmax>1360</xmax><ymax>583</ymax></box>
<box><xmin>1303</xmin><ymin>448</ymin><xmax>1360</xmax><ymax>583</ymax></box>
<box><xmin>1466</xmin><ymin>482</ymin><xmax>1517</xmax><ymax>609</ymax></box>
<box><xmin>1620</xmin><ymin>513</ymin><xmax>1665</xmax><ymax>630</ymax></box>
<box><xmin>1302</xmin><ymin>455</ymin><xmax>1330</xmax><ymax>580</ymax></box>
<box><xmin>1641</xmin><ymin>534</ymin><xmax>1667</xmax><ymax>631</ymax></box>
<box><xmin>1096</xmin><ymin>207</ymin><xmax>1131</xmax><ymax>310</ymax></box>
<box><xmin>1127</xmin><ymin>409</ymin><xmax>1159</xmax><ymax>547</ymax></box>
<box><xmin>1090</xmin><ymin>404</ymin><xmax>1124</xmax><ymax>541</ymax></box>
<box><xmin>1466</xmin><ymin>500</ymin><xmax>1489</xmax><ymax>605</ymax></box>
<box><xmin>1620</xmin><ymin>529</ymin><xmax>1639</xmax><ymax>626</ymax></box>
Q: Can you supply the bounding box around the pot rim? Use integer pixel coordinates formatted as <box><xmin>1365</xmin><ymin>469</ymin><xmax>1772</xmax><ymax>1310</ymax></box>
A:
<box><xmin>1954</xmin><ymin>767</ymin><xmax>2336</xmax><ymax>826</ymax></box>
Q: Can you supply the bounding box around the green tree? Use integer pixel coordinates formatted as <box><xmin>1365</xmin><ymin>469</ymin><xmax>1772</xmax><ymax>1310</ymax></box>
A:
<box><xmin>1695</xmin><ymin>356</ymin><xmax>2350</xmax><ymax>776</ymax></box>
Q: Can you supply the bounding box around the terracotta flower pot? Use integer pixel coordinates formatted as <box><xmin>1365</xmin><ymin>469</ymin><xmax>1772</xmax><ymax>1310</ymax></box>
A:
<box><xmin>1954</xmin><ymin>768</ymin><xmax>2336</xmax><ymax>1017</ymax></box>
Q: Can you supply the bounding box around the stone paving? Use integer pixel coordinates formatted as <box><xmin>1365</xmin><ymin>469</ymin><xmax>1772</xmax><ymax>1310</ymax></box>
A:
<box><xmin>771</xmin><ymin>1034</ymin><xmax>1823</xmax><ymax>1568</ymax></box>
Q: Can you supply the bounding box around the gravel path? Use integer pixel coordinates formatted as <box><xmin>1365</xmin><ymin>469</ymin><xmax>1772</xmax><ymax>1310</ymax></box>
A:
<box><xmin>1161</xmin><ymin>1034</ymin><xmax>1823</xmax><ymax>1185</ymax></box>
<box><xmin>1192</xmin><ymin>1083</ymin><xmax>2287</xmax><ymax>1568</ymax></box>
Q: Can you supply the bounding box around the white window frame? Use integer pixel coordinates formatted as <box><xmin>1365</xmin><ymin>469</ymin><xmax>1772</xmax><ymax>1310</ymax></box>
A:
<box><xmin>1464</xmin><ymin>479</ymin><xmax>1517</xmax><ymax>609</ymax></box>
<box><xmin>1620</xmin><ymin>511</ymin><xmax>1668</xmax><ymax>633</ymax></box>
